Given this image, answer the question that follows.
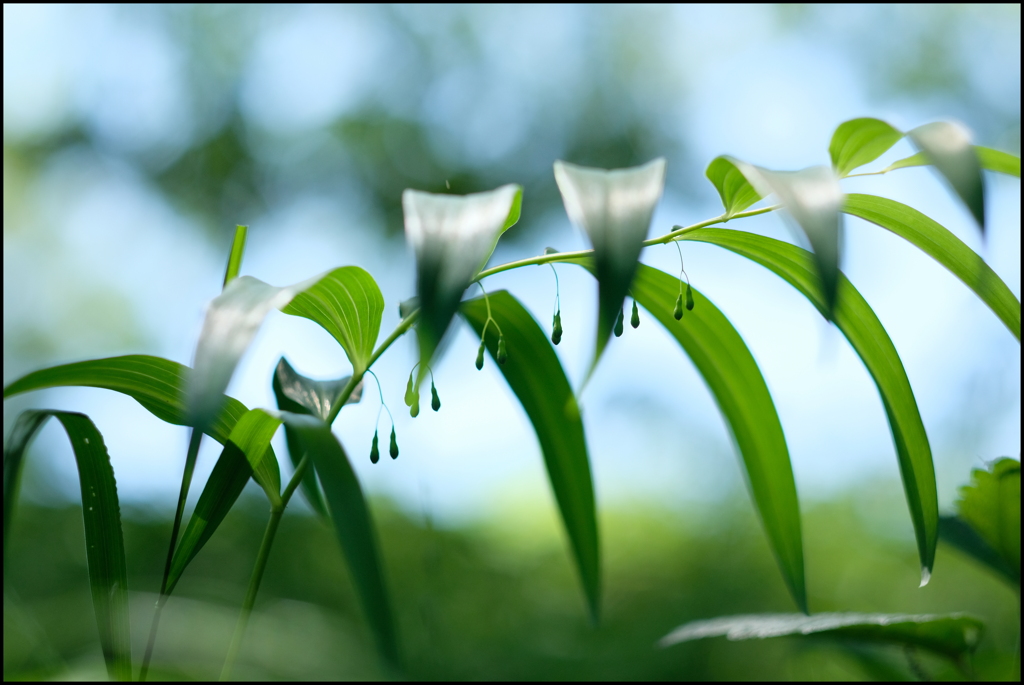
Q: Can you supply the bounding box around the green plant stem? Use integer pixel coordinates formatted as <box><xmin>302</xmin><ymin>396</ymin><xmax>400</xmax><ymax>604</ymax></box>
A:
<box><xmin>473</xmin><ymin>205</ymin><xmax>779</xmax><ymax>281</ymax></box>
<box><xmin>219</xmin><ymin>454</ymin><xmax>310</xmax><ymax>681</ymax></box>
<box><xmin>139</xmin><ymin>427</ymin><xmax>203</xmax><ymax>681</ymax></box>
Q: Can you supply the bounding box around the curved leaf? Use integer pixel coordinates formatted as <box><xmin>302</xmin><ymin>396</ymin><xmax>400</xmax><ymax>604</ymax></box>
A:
<box><xmin>659</xmin><ymin>613</ymin><xmax>984</xmax><ymax>662</ymax></box>
<box><xmin>554</xmin><ymin>158</ymin><xmax>666</xmax><ymax>375</ymax></box>
<box><xmin>955</xmin><ymin>458</ymin><xmax>1020</xmax><ymax>580</ymax></box>
<box><xmin>281</xmin><ymin>266</ymin><xmax>385</xmax><ymax>374</ymax></box>
<box><xmin>403</xmin><ymin>184</ymin><xmax>522</xmax><ymax>376</ymax></box>
<box><xmin>681</xmin><ymin>228</ymin><xmax>938</xmax><ymax>578</ymax></box>
<box><xmin>829</xmin><ymin>117</ymin><xmax>904</xmax><ymax>178</ymax></box>
<box><xmin>460</xmin><ymin>291</ymin><xmax>600</xmax><ymax>620</ymax></box>
<box><xmin>843</xmin><ymin>194</ymin><xmax>1020</xmax><ymax>341</ymax></box>
<box><xmin>4</xmin><ymin>410</ymin><xmax>131</xmax><ymax>681</ymax></box>
<box><xmin>272</xmin><ymin>357</ymin><xmax>363</xmax><ymax>518</ymax></box>
<box><xmin>907</xmin><ymin>122</ymin><xmax>986</xmax><ymax>232</ymax></box>
<box><xmin>881</xmin><ymin>145</ymin><xmax>1020</xmax><ymax>178</ymax></box>
<box><xmin>706</xmin><ymin>155</ymin><xmax>764</xmax><ymax>218</ymax></box>
<box><xmin>622</xmin><ymin>263</ymin><xmax>807</xmax><ymax>613</ymax></box>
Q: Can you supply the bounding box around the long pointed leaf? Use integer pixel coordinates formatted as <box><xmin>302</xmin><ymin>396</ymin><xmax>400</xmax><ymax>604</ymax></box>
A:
<box><xmin>881</xmin><ymin>145</ymin><xmax>1020</xmax><ymax>178</ymax></box>
<box><xmin>4</xmin><ymin>410</ymin><xmax>131</xmax><ymax>681</ymax></box>
<box><xmin>659</xmin><ymin>613</ymin><xmax>983</xmax><ymax>663</ymax></box>
<box><xmin>461</xmin><ymin>291</ymin><xmax>600</xmax><ymax>620</ymax></box>
<box><xmin>843</xmin><ymin>194</ymin><xmax>1020</xmax><ymax>341</ymax></box>
<box><xmin>680</xmin><ymin>228</ymin><xmax>938</xmax><ymax>579</ymax></box>
<box><xmin>907</xmin><ymin>122</ymin><xmax>986</xmax><ymax>232</ymax></box>
<box><xmin>280</xmin><ymin>266</ymin><xmax>385</xmax><ymax>374</ymax></box>
<box><xmin>271</xmin><ymin>358</ymin><xmax>363</xmax><ymax>519</ymax></box>
<box><xmin>554</xmin><ymin>158</ymin><xmax>667</xmax><ymax>376</ymax></box>
<box><xmin>616</xmin><ymin>262</ymin><xmax>808</xmax><ymax>613</ymax></box>
<box><xmin>829</xmin><ymin>118</ymin><xmax>904</xmax><ymax>178</ymax></box>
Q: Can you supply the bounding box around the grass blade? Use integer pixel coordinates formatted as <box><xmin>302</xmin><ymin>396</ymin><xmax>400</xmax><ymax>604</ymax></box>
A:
<box><xmin>619</xmin><ymin>263</ymin><xmax>807</xmax><ymax>613</ymax></box>
<box><xmin>281</xmin><ymin>266</ymin><xmax>385</xmax><ymax>374</ymax></box>
<box><xmin>461</xmin><ymin>291</ymin><xmax>600</xmax><ymax>620</ymax></box>
<box><xmin>829</xmin><ymin>117</ymin><xmax>903</xmax><ymax>178</ymax></box>
<box><xmin>659</xmin><ymin>612</ymin><xmax>984</xmax><ymax>663</ymax></box>
<box><xmin>843</xmin><ymin>193</ymin><xmax>1020</xmax><ymax>341</ymax></box>
<box><xmin>222</xmin><ymin>225</ymin><xmax>248</xmax><ymax>288</ymax></box>
<box><xmin>554</xmin><ymin>158</ymin><xmax>667</xmax><ymax>376</ymax></box>
<box><xmin>4</xmin><ymin>410</ymin><xmax>132</xmax><ymax>681</ymax></box>
<box><xmin>907</xmin><ymin>122</ymin><xmax>986</xmax><ymax>232</ymax></box>
<box><xmin>681</xmin><ymin>228</ymin><xmax>938</xmax><ymax>579</ymax></box>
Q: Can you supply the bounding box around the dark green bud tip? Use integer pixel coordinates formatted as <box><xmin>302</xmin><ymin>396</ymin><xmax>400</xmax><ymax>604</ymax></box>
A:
<box><xmin>431</xmin><ymin>382</ymin><xmax>441</xmax><ymax>411</ymax></box>
<box><xmin>631</xmin><ymin>300</ymin><xmax>640</xmax><ymax>328</ymax></box>
<box><xmin>389</xmin><ymin>426</ymin><xmax>399</xmax><ymax>459</ymax></box>
<box><xmin>685</xmin><ymin>283</ymin><xmax>695</xmax><ymax>311</ymax></box>
<box><xmin>404</xmin><ymin>372</ymin><xmax>415</xmax><ymax>406</ymax></box>
<box><xmin>475</xmin><ymin>341</ymin><xmax>485</xmax><ymax>370</ymax></box>
<box><xmin>552</xmin><ymin>311</ymin><xmax>562</xmax><ymax>345</ymax></box>
<box><xmin>614</xmin><ymin>308</ymin><xmax>624</xmax><ymax>337</ymax></box>
<box><xmin>496</xmin><ymin>335</ymin><xmax>508</xmax><ymax>365</ymax></box>
<box><xmin>410</xmin><ymin>400</ymin><xmax>420</xmax><ymax>418</ymax></box>
<box><xmin>544</xmin><ymin>246</ymin><xmax>559</xmax><ymax>255</ymax></box>
<box><xmin>673</xmin><ymin>293</ymin><xmax>684</xmax><ymax>320</ymax></box>
<box><xmin>370</xmin><ymin>431</ymin><xmax>380</xmax><ymax>464</ymax></box>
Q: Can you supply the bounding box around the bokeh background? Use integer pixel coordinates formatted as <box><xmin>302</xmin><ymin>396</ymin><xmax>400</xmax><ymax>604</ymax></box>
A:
<box><xmin>3</xmin><ymin>4</ymin><xmax>1020</xmax><ymax>680</ymax></box>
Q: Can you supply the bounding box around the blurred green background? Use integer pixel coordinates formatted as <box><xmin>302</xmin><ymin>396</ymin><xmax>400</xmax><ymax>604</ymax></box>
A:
<box><xmin>3</xmin><ymin>4</ymin><xmax>1020</xmax><ymax>681</ymax></box>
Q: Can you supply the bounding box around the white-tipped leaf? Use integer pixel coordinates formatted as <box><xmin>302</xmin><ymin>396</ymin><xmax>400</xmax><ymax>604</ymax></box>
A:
<box><xmin>907</xmin><ymin>121</ymin><xmax>986</xmax><ymax>232</ymax></box>
<box><xmin>403</xmin><ymin>184</ymin><xmax>522</xmax><ymax>373</ymax></box>
<box><xmin>553</xmin><ymin>158</ymin><xmax>666</xmax><ymax>372</ymax></box>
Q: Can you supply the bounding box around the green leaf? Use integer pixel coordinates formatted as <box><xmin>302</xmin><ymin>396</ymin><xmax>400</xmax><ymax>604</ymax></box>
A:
<box><xmin>680</xmin><ymin>228</ymin><xmax>938</xmax><ymax>579</ymax></box>
<box><xmin>460</xmin><ymin>291</ymin><xmax>600</xmax><ymax>620</ymax></box>
<box><xmin>553</xmin><ymin>158</ymin><xmax>666</xmax><ymax>376</ymax></box>
<box><xmin>4</xmin><ymin>410</ymin><xmax>132</xmax><ymax>681</ymax></box>
<box><xmin>883</xmin><ymin>146</ymin><xmax>1021</xmax><ymax>178</ymax></box>
<box><xmin>938</xmin><ymin>515</ymin><xmax>1019</xmax><ymax>586</ymax></box>
<box><xmin>907</xmin><ymin>122</ymin><xmax>986</xmax><ymax>232</ymax></box>
<box><xmin>219</xmin><ymin>408</ymin><xmax>282</xmax><ymax>504</ymax></box>
<box><xmin>706</xmin><ymin>156</ymin><xmax>764</xmax><ymax>218</ymax></box>
<box><xmin>954</xmin><ymin>458</ymin><xmax>1020</xmax><ymax>581</ymax></box>
<box><xmin>281</xmin><ymin>266</ymin><xmax>385</xmax><ymax>374</ymax></box>
<box><xmin>272</xmin><ymin>357</ymin><xmax>364</xmax><ymax>518</ymax></box>
<box><xmin>843</xmin><ymin>194</ymin><xmax>1020</xmax><ymax>341</ymax></box>
<box><xmin>222</xmin><ymin>224</ymin><xmax>248</xmax><ymax>288</ymax></box>
<box><xmin>621</xmin><ymin>263</ymin><xmax>808</xmax><ymax>613</ymax></box>
<box><xmin>277</xmin><ymin>411</ymin><xmax>399</xmax><ymax>666</ymax></box>
<box><xmin>2</xmin><ymin>355</ymin><xmax>283</xmax><ymax>585</ymax></box>
<box><xmin>659</xmin><ymin>613</ymin><xmax>984</xmax><ymax>662</ymax></box>
<box><xmin>829</xmin><ymin>118</ymin><xmax>903</xmax><ymax>177</ymax></box>
<box><xmin>402</xmin><ymin>184</ymin><xmax>522</xmax><ymax>376</ymax></box>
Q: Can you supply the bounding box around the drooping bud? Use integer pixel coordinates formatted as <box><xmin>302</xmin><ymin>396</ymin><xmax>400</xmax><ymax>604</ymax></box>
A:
<box><xmin>673</xmin><ymin>293</ymin><xmax>684</xmax><ymax>320</ymax></box>
<box><xmin>551</xmin><ymin>311</ymin><xmax>563</xmax><ymax>345</ymax></box>
<box><xmin>614</xmin><ymin>307</ymin><xmax>624</xmax><ymax>337</ymax></box>
<box><xmin>475</xmin><ymin>340</ymin><xmax>486</xmax><ymax>370</ymax></box>
<box><xmin>410</xmin><ymin>399</ymin><xmax>420</xmax><ymax>418</ymax></box>
<box><xmin>370</xmin><ymin>430</ymin><xmax>380</xmax><ymax>464</ymax></box>
<box><xmin>631</xmin><ymin>299</ymin><xmax>640</xmax><ymax>328</ymax></box>
<box><xmin>496</xmin><ymin>335</ymin><xmax>508</xmax><ymax>364</ymax></box>
<box><xmin>685</xmin><ymin>283</ymin><xmax>695</xmax><ymax>311</ymax></box>
<box><xmin>404</xmin><ymin>371</ymin><xmax>416</xmax><ymax>406</ymax></box>
<box><xmin>389</xmin><ymin>426</ymin><xmax>399</xmax><ymax>459</ymax></box>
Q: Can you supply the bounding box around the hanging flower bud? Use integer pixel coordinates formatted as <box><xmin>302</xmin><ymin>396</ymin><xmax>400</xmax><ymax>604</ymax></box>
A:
<box><xmin>475</xmin><ymin>340</ymin><xmax>486</xmax><ymax>370</ymax></box>
<box><xmin>631</xmin><ymin>299</ymin><xmax>640</xmax><ymax>328</ymax></box>
<box><xmin>614</xmin><ymin>307</ymin><xmax>624</xmax><ymax>337</ymax></box>
<box><xmin>389</xmin><ymin>426</ymin><xmax>399</xmax><ymax>459</ymax></box>
<box><xmin>686</xmin><ymin>283</ymin><xmax>695</xmax><ymax>311</ymax></box>
<box><xmin>552</xmin><ymin>311</ymin><xmax>563</xmax><ymax>345</ymax></box>
<box><xmin>410</xmin><ymin>398</ymin><xmax>420</xmax><ymax>418</ymax></box>
<box><xmin>431</xmin><ymin>381</ymin><xmax>441</xmax><ymax>411</ymax></box>
<box><xmin>404</xmin><ymin>371</ymin><xmax>416</xmax><ymax>407</ymax></box>
<box><xmin>496</xmin><ymin>334</ymin><xmax>508</xmax><ymax>364</ymax></box>
<box><xmin>673</xmin><ymin>293</ymin><xmax>684</xmax><ymax>320</ymax></box>
<box><xmin>370</xmin><ymin>430</ymin><xmax>380</xmax><ymax>464</ymax></box>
